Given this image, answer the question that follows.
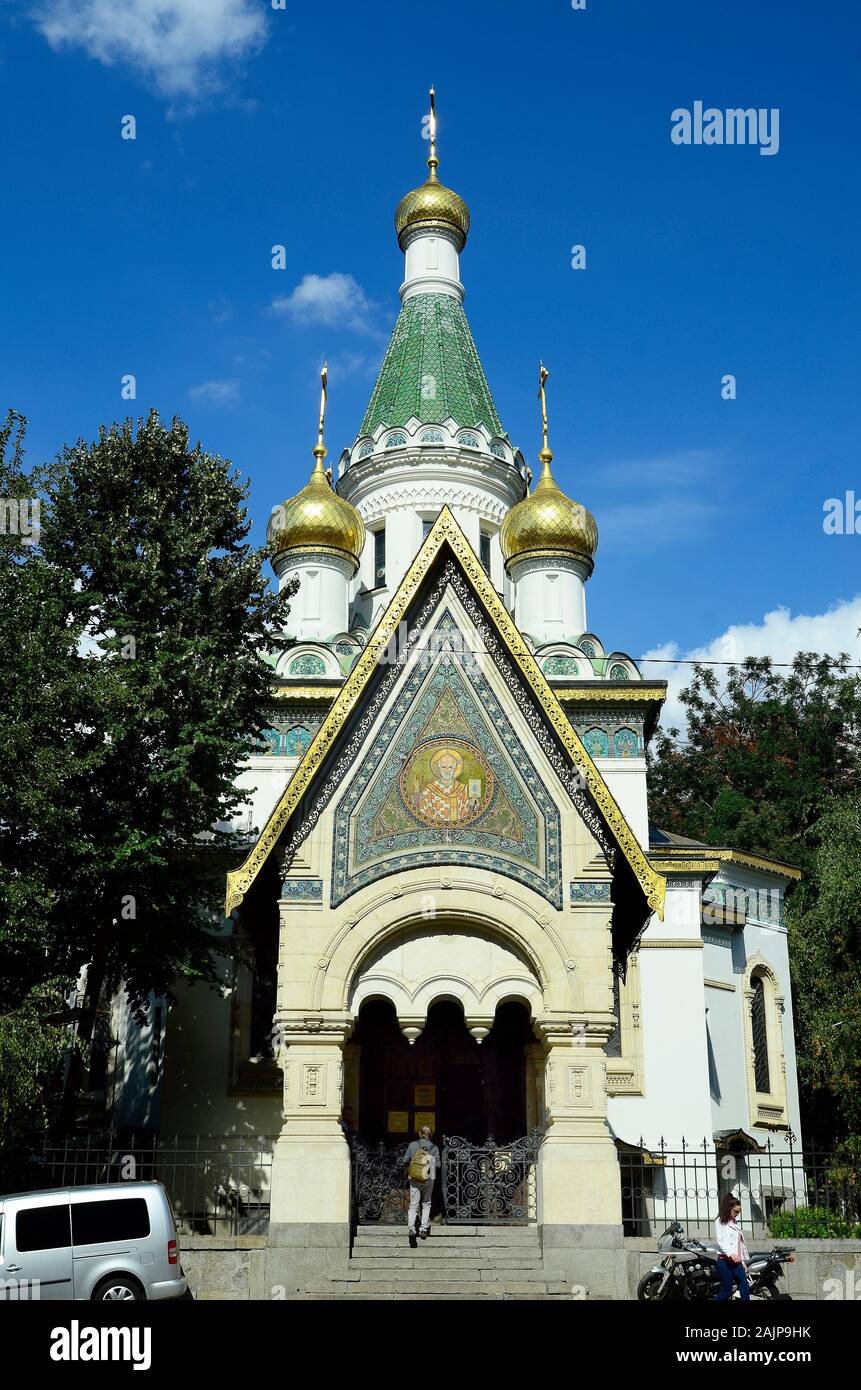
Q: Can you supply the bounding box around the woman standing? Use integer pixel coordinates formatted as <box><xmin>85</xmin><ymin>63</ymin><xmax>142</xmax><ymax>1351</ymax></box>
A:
<box><xmin>714</xmin><ymin>1193</ymin><xmax>751</xmax><ymax>1301</ymax></box>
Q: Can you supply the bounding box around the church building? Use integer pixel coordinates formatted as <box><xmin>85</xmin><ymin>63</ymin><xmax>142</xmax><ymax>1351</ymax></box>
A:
<box><xmin>140</xmin><ymin>97</ymin><xmax>803</xmax><ymax>1297</ymax></box>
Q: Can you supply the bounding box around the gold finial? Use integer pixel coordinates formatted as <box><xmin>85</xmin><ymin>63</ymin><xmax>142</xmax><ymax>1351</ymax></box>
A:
<box><xmin>537</xmin><ymin>361</ymin><xmax>552</xmax><ymax>470</ymax></box>
<box><xmin>427</xmin><ymin>87</ymin><xmax>439</xmax><ymax>182</ymax></box>
<box><xmin>313</xmin><ymin>361</ymin><xmax>328</xmax><ymax>470</ymax></box>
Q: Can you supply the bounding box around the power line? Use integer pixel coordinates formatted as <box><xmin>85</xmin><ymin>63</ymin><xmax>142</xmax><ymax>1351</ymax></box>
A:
<box><xmin>638</xmin><ymin>657</ymin><xmax>861</xmax><ymax>669</ymax></box>
<box><xmin>296</xmin><ymin>642</ymin><xmax>861</xmax><ymax>671</ymax></box>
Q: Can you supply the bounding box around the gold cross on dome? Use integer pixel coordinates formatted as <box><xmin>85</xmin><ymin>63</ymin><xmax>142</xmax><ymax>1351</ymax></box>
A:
<box><xmin>317</xmin><ymin>362</ymin><xmax>328</xmax><ymax>452</ymax></box>
<box><xmin>538</xmin><ymin>361</ymin><xmax>550</xmax><ymax>453</ymax></box>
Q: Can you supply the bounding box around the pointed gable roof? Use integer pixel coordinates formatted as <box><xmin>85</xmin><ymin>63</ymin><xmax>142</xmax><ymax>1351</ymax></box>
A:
<box><xmin>226</xmin><ymin>508</ymin><xmax>665</xmax><ymax>934</ymax></box>
<box><xmin>359</xmin><ymin>293</ymin><xmax>504</xmax><ymax>439</ymax></box>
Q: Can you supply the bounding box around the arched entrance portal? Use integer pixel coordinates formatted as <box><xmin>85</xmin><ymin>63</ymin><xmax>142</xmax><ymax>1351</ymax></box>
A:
<box><xmin>351</xmin><ymin>998</ymin><xmax>534</xmax><ymax>1148</ymax></box>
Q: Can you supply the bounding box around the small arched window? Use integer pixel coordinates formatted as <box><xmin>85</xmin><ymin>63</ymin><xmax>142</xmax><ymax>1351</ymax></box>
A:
<box><xmin>750</xmin><ymin>975</ymin><xmax>771</xmax><ymax>1092</ymax></box>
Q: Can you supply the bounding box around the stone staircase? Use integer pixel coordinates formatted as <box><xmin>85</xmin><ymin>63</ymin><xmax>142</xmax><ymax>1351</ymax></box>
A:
<box><xmin>309</xmin><ymin>1223</ymin><xmax>572</xmax><ymax>1299</ymax></box>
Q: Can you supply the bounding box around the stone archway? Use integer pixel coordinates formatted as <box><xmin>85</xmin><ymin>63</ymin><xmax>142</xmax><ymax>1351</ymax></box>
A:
<box><xmin>350</xmin><ymin>996</ymin><xmax>537</xmax><ymax>1150</ymax></box>
<box><xmin>344</xmin><ymin>922</ymin><xmax>544</xmax><ymax>1154</ymax></box>
<box><xmin>346</xmin><ymin>919</ymin><xmax>544</xmax><ymax>1043</ymax></box>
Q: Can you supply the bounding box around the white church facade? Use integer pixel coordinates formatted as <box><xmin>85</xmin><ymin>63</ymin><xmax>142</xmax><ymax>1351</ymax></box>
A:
<box><xmin>115</xmin><ymin>101</ymin><xmax>803</xmax><ymax>1297</ymax></box>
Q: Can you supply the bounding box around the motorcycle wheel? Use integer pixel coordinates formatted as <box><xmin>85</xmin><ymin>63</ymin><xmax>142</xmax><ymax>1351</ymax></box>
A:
<box><xmin>756</xmin><ymin>1283</ymin><xmax>792</xmax><ymax>1301</ymax></box>
<box><xmin>637</xmin><ymin>1271</ymin><xmax>671</xmax><ymax>1301</ymax></box>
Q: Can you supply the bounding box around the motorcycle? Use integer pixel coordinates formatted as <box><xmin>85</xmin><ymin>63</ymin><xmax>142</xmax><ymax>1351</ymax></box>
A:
<box><xmin>637</xmin><ymin>1221</ymin><xmax>795</xmax><ymax>1301</ymax></box>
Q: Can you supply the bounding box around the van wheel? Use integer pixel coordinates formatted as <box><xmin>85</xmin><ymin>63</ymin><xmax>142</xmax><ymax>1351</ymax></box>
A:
<box><xmin>93</xmin><ymin>1276</ymin><xmax>144</xmax><ymax>1301</ymax></box>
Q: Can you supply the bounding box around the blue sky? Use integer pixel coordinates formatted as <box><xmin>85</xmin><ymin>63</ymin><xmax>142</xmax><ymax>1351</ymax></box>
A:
<box><xmin>2</xmin><ymin>0</ymin><xmax>859</xmax><ymax>710</ymax></box>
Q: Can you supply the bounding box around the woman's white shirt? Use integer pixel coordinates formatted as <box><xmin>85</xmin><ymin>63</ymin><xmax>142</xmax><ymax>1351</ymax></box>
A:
<box><xmin>715</xmin><ymin>1219</ymin><xmax>749</xmax><ymax>1262</ymax></box>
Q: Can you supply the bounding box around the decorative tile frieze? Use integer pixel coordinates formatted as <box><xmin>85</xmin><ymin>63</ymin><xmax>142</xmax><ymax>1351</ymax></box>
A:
<box><xmin>280</xmin><ymin>879</ymin><xmax>323</xmax><ymax>902</ymax></box>
<box><xmin>570</xmin><ymin>881</ymin><xmax>612</xmax><ymax>904</ymax></box>
<box><xmin>570</xmin><ymin>719</ymin><xmax>644</xmax><ymax>758</ymax></box>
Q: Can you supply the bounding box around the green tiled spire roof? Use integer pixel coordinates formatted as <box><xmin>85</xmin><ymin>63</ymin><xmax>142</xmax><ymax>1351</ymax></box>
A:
<box><xmin>359</xmin><ymin>293</ymin><xmax>505</xmax><ymax>438</ymax></box>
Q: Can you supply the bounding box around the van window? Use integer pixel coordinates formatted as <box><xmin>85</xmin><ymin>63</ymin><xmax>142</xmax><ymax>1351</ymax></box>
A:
<box><xmin>16</xmin><ymin>1204</ymin><xmax>72</xmax><ymax>1252</ymax></box>
<box><xmin>72</xmin><ymin>1197</ymin><xmax>151</xmax><ymax>1245</ymax></box>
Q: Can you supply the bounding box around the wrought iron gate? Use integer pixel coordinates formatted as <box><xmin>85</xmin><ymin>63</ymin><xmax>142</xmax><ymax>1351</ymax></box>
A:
<box><xmin>351</xmin><ymin>1139</ymin><xmax>409</xmax><ymax>1224</ymax></box>
<box><xmin>442</xmin><ymin>1131</ymin><xmax>542</xmax><ymax>1224</ymax></box>
<box><xmin>351</xmin><ymin>1132</ymin><xmax>543</xmax><ymax>1225</ymax></box>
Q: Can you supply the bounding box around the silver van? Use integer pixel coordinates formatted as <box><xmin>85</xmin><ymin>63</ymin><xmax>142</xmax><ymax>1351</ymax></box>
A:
<box><xmin>0</xmin><ymin>1181</ymin><xmax>188</xmax><ymax>1300</ymax></box>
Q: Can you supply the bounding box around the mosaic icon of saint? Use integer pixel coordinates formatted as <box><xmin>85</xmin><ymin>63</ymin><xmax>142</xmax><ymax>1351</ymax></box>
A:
<box><xmin>415</xmin><ymin>747</ymin><xmax>481</xmax><ymax>824</ymax></box>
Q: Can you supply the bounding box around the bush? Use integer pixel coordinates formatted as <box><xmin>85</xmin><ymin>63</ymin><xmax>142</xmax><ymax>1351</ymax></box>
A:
<box><xmin>769</xmin><ymin>1206</ymin><xmax>861</xmax><ymax>1240</ymax></box>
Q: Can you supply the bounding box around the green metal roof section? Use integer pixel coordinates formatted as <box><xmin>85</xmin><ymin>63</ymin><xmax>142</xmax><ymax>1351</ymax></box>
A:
<box><xmin>359</xmin><ymin>292</ymin><xmax>505</xmax><ymax>439</ymax></box>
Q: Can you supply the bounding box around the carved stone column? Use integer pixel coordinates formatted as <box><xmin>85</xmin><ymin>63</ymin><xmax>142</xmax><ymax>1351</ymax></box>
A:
<box><xmin>268</xmin><ymin>1014</ymin><xmax>352</xmax><ymax>1235</ymax></box>
<box><xmin>537</xmin><ymin>1019</ymin><xmax>622</xmax><ymax>1223</ymax></box>
<box><xmin>535</xmin><ymin>1016</ymin><xmax>626</xmax><ymax>1295</ymax></box>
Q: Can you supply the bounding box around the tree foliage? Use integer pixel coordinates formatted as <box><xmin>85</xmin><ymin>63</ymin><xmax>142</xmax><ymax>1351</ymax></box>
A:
<box><xmin>0</xmin><ymin>409</ymin><xmax>292</xmax><ymax>1133</ymax></box>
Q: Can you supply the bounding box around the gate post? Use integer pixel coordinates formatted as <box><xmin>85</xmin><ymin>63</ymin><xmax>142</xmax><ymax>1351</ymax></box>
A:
<box><xmin>266</xmin><ymin>1015</ymin><xmax>353</xmax><ymax>1296</ymax></box>
<box><xmin>536</xmin><ymin>1020</ymin><xmax>626</xmax><ymax>1296</ymax></box>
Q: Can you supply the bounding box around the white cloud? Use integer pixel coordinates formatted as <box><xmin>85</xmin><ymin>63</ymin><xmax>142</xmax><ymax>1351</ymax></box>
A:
<box><xmin>33</xmin><ymin>0</ymin><xmax>267</xmax><ymax>99</ymax></box>
<box><xmin>326</xmin><ymin>351</ymin><xmax>377</xmax><ymax>381</ymax></box>
<box><xmin>189</xmin><ymin>378</ymin><xmax>239</xmax><ymax>406</ymax></box>
<box><xmin>641</xmin><ymin>596</ymin><xmax>861</xmax><ymax>734</ymax></box>
<box><xmin>272</xmin><ymin>274</ymin><xmax>377</xmax><ymax>335</ymax></box>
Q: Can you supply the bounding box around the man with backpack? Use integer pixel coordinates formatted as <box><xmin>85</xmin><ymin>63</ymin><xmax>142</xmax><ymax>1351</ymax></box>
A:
<box><xmin>405</xmin><ymin>1125</ymin><xmax>441</xmax><ymax>1246</ymax></box>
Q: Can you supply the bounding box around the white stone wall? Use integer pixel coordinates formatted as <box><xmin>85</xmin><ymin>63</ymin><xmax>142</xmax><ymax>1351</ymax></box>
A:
<box><xmin>608</xmin><ymin>881</ymin><xmax>714</xmax><ymax>1148</ymax></box>
<box><xmin>510</xmin><ymin>556</ymin><xmax>589</xmax><ymax>645</ymax></box>
<box><xmin>274</xmin><ymin>551</ymin><xmax>354</xmax><ymax>641</ymax></box>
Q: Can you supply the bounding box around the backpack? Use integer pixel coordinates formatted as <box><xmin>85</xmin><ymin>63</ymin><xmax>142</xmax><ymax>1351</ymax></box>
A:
<box><xmin>409</xmin><ymin>1142</ymin><xmax>433</xmax><ymax>1182</ymax></box>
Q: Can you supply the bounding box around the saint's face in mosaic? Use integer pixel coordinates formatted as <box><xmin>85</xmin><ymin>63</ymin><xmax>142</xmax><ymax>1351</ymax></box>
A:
<box><xmin>415</xmin><ymin>747</ymin><xmax>475</xmax><ymax>823</ymax></box>
<box><xmin>399</xmin><ymin>738</ymin><xmax>492</xmax><ymax>828</ymax></box>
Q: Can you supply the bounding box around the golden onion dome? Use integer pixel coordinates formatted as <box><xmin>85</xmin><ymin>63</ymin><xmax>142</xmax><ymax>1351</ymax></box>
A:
<box><xmin>395</xmin><ymin>169</ymin><xmax>470</xmax><ymax>250</ymax></box>
<box><xmin>268</xmin><ymin>448</ymin><xmax>365</xmax><ymax>572</ymax></box>
<box><xmin>395</xmin><ymin>89</ymin><xmax>469</xmax><ymax>251</ymax></box>
<box><xmin>500</xmin><ymin>447</ymin><xmax>598</xmax><ymax>575</ymax></box>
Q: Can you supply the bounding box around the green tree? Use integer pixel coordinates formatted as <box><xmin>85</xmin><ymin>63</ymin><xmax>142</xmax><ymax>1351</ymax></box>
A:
<box><xmin>648</xmin><ymin>655</ymin><xmax>861</xmax><ymax>1145</ymax></box>
<box><xmin>0</xmin><ymin>409</ymin><xmax>292</xmax><ymax>1134</ymax></box>
<box><xmin>788</xmin><ymin>797</ymin><xmax>861</xmax><ymax>1141</ymax></box>
<box><xmin>0</xmin><ymin>410</ymin><xmax>92</xmax><ymax>1139</ymax></box>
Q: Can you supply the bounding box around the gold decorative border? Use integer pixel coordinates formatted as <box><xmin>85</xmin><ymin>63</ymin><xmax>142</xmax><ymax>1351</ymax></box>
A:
<box><xmin>273</xmin><ymin>686</ymin><xmax>342</xmax><ymax>700</ymax></box>
<box><xmin>271</xmin><ymin>542</ymin><xmax>360</xmax><ymax>574</ymax></box>
<box><xmin>650</xmin><ymin>848</ymin><xmax>801</xmax><ymax>881</ymax></box>
<box><xmin>639</xmin><ymin>938</ymin><xmax>704</xmax><ymax>949</ymax></box>
<box><xmin>555</xmin><ymin>686</ymin><xmax>667</xmax><ymax>703</ymax></box>
<box><xmin>226</xmin><ymin>508</ymin><xmax>666</xmax><ymax>917</ymax></box>
<box><xmin>649</xmin><ymin>857</ymin><xmax>721</xmax><ymax>876</ymax></box>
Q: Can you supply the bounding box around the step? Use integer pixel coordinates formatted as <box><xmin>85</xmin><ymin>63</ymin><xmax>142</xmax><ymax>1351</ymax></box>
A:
<box><xmin>350</xmin><ymin>1254</ymin><xmax>543</xmax><ymax>1269</ymax></box>
<box><xmin>300</xmin><ymin>1288</ymin><xmax>568</xmax><ymax>1300</ymax></box>
<box><xmin>354</xmin><ymin>1269</ymin><xmax>549</xmax><ymax>1285</ymax></box>
<box><xmin>355</xmin><ymin>1223</ymin><xmax>537</xmax><ymax>1238</ymax></box>
<box><xmin>353</xmin><ymin>1233</ymin><xmax>539</xmax><ymax>1248</ymax></box>
<box><xmin>312</xmin><ymin>1280</ymin><xmax>561</xmax><ymax>1298</ymax></box>
<box><xmin>350</xmin><ymin>1264</ymin><xmax>545</xmax><ymax>1281</ymax></box>
<box><xmin>351</xmin><ymin>1249</ymin><xmax>543</xmax><ymax>1261</ymax></box>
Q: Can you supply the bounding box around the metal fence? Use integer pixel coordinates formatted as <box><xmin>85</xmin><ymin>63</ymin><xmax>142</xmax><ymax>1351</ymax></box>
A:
<box><xmin>350</xmin><ymin>1132</ymin><xmax>542</xmax><ymax>1226</ymax></box>
<box><xmin>0</xmin><ymin>1132</ymin><xmax>277</xmax><ymax>1237</ymax></box>
<box><xmin>618</xmin><ymin>1136</ymin><xmax>861</xmax><ymax>1240</ymax></box>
